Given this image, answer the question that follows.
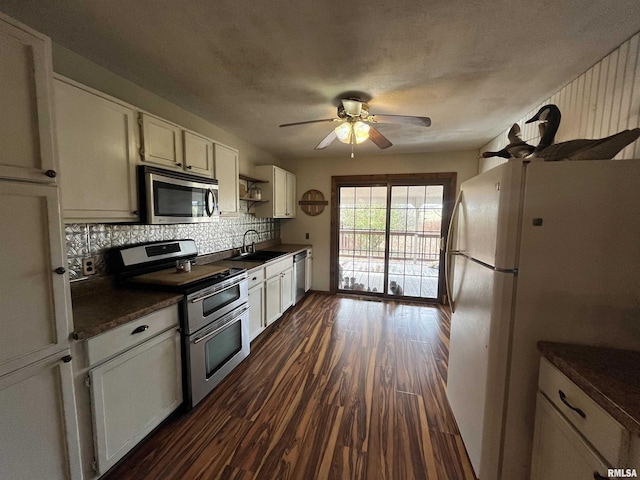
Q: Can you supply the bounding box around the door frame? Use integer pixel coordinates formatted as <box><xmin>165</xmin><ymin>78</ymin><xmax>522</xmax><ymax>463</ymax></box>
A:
<box><xmin>330</xmin><ymin>172</ymin><xmax>457</xmax><ymax>303</ymax></box>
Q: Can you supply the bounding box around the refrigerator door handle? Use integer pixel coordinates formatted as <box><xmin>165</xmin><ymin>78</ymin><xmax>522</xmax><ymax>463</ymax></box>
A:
<box><xmin>445</xmin><ymin>190</ymin><xmax>464</xmax><ymax>312</ymax></box>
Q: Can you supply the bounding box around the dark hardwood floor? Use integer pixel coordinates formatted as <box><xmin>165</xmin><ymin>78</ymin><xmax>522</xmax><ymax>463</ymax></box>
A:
<box><xmin>103</xmin><ymin>293</ymin><xmax>477</xmax><ymax>480</ymax></box>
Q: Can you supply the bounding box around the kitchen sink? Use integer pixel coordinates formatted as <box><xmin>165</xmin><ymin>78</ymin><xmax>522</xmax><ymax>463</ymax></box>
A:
<box><xmin>228</xmin><ymin>250</ymin><xmax>287</xmax><ymax>262</ymax></box>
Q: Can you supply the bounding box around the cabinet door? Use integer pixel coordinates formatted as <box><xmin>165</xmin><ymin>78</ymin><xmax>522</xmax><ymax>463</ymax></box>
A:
<box><xmin>248</xmin><ymin>284</ymin><xmax>265</xmax><ymax>340</ymax></box>
<box><xmin>285</xmin><ymin>172</ymin><xmax>296</xmax><ymax>217</ymax></box>
<box><xmin>531</xmin><ymin>393</ymin><xmax>610</xmax><ymax>480</ymax></box>
<box><xmin>0</xmin><ymin>15</ymin><xmax>57</xmax><ymax>183</ymax></box>
<box><xmin>0</xmin><ymin>351</ymin><xmax>81</xmax><ymax>480</ymax></box>
<box><xmin>214</xmin><ymin>144</ymin><xmax>240</xmax><ymax>214</ymax></box>
<box><xmin>305</xmin><ymin>251</ymin><xmax>313</xmax><ymax>292</ymax></box>
<box><xmin>265</xmin><ymin>275</ymin><xmax>282</xmax><ymax>326</ymax></box>
<box><xmin>54</xmin><ymin>79</ymin><xmax>139</xmax><ymax>222</ymax></box>
<box><xmin>139</xmin><ymin>113</ymin><xmax>184</xmax><ymax>170</ymax></box>
<box><xmin>281</xmin><ymin>267</ymin><xmax>294</xmax><ymax>312</ymax></box>
<box><xmin>0</xmin><ymin>181</ymin><xmax>70</xmax><ymax>376</ymax></box>
<box><xmin>273</xmin><ymin>167</ymin><xmax>288</xmax><ymax>217</ymax></box>
<box><xmin>184</xmin><ymin>131</ymin><xmax>214</xmax><ymax>177</ymax></box>
<box><xmin>89</xmin><ymin>328</ymin><xmax>182</xmax><ymax>474</ymax></box>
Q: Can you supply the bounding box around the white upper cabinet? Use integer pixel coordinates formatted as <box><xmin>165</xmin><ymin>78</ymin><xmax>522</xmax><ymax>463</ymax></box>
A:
<box><xmin>273</xmin><ymin>167</ymin><xmax>287</xmax><ymax>216</ymax></box>
<box><xmin>139</xmin><ymin>113</ymin><xmax>184</xmax><ymax>170</ymax></box>
<box><xmin>214</xmin><ymin>143</ymin><xmax>240</xmax><ymax>215</ymax></box>
<box><xmin>0</xmin><ymin>12</ymin><xmax>57</xmax><ymax>183</ymax></box>
<box><xmin>184</xmin><ymin>131</ymin><xmax>214</xmax><ymax>177</ymax></box>
<box><xmin>254</xmin><ymin>165</ymin><xmax>297</xmax><ymax>218</ymax></box>
<box><xmin>285</xmin><ymin>171</ymin><xmax>296</xmax><ymax>218</ymax></box>
<box><xmin>54</xmin><ymin>78</ymin><xmax>139</xmax><ymax>222</ymax></box>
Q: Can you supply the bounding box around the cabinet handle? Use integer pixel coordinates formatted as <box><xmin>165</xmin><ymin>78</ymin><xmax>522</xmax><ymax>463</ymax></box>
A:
<box><xmin>252</xmin><ymin>277</ymin><xmax>257</xmax><ymax>281</ymax></box>
<box><xmin>131</xmin><ymin>325</ymin><xmax>150</xmax><ymax>335</ymax></box>
<box><xmin>186</xmin><ymin>165</ymin><xmax>192</xmax><ymax>169</ymax></box>
<box><xmin>61</xmin><ymin>355</ymin><xmax>72</xmax><ymax>363</ymax></box>
<box><xmin>55</xmin><ymin>267</ymin><xmax>66</xmax><ymax>275</ymax></box>
<box><xmin>593</xmin><ymin>473</ymin><xmax>609</xmax><ymax>480</ymax></box>
<box><xmin>45</xmin><ymin>169</ymin><xmax>57</xmax><ymax>178</ymax></box>
<box><xmin>177</xmin><ymin>163</ymin><xmax>183</xmax><ymax>167</ymax></box>
<box><xmin>558</xmin><ymin>390</ymin><xmax>586</xmax><ymax>418</ymax></box>
<box><xmin>132</xmin><ymin>210</ymin><xmax>139</xmax><ymax>215</ymax></box>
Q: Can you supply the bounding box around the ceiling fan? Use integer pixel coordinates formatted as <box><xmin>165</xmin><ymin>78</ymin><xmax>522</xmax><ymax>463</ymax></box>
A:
<box><xmin>279</xmin><ymin>97</ymin><xmax>431</xmax><ymax>154</ymax></box>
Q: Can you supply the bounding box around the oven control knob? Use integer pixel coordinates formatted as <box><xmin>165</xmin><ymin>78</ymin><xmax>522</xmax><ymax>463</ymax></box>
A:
<box><xmin>55</xmin><ymin>267</ymin><xmax>66</xmax><ymax>275</ymax></box>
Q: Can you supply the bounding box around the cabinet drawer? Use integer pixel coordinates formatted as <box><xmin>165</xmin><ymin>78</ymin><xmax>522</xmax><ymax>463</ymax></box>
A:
<box><xmin>265</xmin><ymin>255</ymin><xmax>293</xmax><ymax>278</ymax></box>
<box><xmin>538</xmin><ymin>358</ymin><xmax>628</xmax><ymax>465</ymax></box>
<box><xmin>86</xmin><ymin>306</ymin><xmax>179</xmax><ymax>367</ymax></box>
<box><xmin>247</xmin><ymin>267</ymin><xmax>265</xmax><ymax>289</ymax></box>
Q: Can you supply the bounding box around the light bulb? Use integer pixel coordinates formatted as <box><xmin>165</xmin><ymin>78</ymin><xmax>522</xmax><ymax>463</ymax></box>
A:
<box><xmin>334</xmin><ymin>123</ymin><xmax>352</xmax><ymax>144</ymax></box>
<box><xmin>353</xmin><ymin>121</ymin><xmax>370</xmax><ymax>144</ymax></box>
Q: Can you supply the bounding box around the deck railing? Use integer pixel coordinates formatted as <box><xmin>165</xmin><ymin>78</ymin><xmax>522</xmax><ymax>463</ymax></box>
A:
<box><xmin>339</xmin><ymin>229</ymin><xmax>441</xmax><ymax>262</ymax></box>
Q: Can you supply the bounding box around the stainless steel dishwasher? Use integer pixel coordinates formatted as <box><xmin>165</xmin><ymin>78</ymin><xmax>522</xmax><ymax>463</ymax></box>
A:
<box><xmin>293</xmin><ymin>250</ymin><xmax>307</xmax><ymax>305</ymax></box>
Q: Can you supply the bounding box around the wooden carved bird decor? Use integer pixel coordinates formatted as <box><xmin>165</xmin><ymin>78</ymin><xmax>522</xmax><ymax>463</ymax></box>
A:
<box><xmin>525</xmin><ymin>104</ymin><xmax>640</xmax><ymax>161</ymax></box>
<box><xmin>482</xmin><ymin>104</ymin><xmax>640</xmax><ymax>161</ymax></box>
<box><xmin>481</xmin><ymin>123</ymin><xmax>539</xmax><ymax>159</ymax></box>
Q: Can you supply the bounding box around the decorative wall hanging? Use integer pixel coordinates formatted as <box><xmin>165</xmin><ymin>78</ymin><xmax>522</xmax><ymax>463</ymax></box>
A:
<box><xmin>299</xmin><ymin>190</ymin><xmax>328</xmax><ymax>216</ymax></box>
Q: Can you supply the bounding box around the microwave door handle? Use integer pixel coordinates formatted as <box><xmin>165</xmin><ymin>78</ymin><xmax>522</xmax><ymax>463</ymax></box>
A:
<box><xmin>205</xmin><ymin>189</ymin><xmax>215</xmax><ymax>217</ymax></box>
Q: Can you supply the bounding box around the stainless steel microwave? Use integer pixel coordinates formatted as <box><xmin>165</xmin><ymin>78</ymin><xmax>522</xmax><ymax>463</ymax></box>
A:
<box><xmin>139</xmin><ymin>166</ymin><xmax>220</xmax><ymax>224</ymax></box>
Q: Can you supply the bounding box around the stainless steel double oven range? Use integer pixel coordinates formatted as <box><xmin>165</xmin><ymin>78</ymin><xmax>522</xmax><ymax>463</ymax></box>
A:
<box><xmin>113</xmin><ymin>240</ymin><xmax>249</xmax><ymax>409</ymax></box>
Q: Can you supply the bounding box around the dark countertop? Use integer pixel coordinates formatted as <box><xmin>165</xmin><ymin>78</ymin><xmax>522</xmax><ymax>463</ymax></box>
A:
<box><xmin>71</xmin><ymin>278</ymin><xmax>182</xmax><ymax>340</ymax></box>
<box><xmin>70</xmin><ymin>244</ymin><xmax>312</xmax><ymax>340</ymax></box>
<box><xmin>538</xmin><ymin>341</ymin><xmax>640</xmax><ymax>436</ymax></box>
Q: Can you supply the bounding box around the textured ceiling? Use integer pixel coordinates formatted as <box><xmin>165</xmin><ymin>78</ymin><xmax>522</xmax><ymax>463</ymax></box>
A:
<box><xmin>1</xmin><ymin>0</ymin><xmax>639</xmax><ymax>159</ymax></box>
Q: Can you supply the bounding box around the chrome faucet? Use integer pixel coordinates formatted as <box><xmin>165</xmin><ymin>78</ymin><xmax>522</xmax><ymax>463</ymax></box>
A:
<box><xmin>242</xmin><ymin>229</ymin><xmax>260</xmax><ymax>254</ymax></box>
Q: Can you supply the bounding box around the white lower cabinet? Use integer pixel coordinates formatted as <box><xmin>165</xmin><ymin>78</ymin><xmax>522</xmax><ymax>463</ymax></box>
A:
<box><xmin>281</xmin><ymin>267</ymin><xmax>293</xmax><ymax>312</ymax></box>
<box><xmin>531</xmin><ymin>358</ymin><xmax>637</xmax><ymax>480</ymax></box>
<box><xmin>86</xmin><ymin>310</ymin><xmax>182</xmax><ymax>475</ymax></box>
<box><xmin>531</xmin><ymin>393</ymin><xmax>610</xmax><ymax>479</ymax></box>
<box><xmin>248</xmin><ymin>255</ymin><xmax>295</xmax><ymax>335</ymax></box>
<box><xmin>248</xmin><ymin>283</ymin><xmax>265</xmax><ymax>340</ymax></box>
<box><xmin>0</xmin><ymin>351</ymin><xmax>82</xmax><ymax>480</ymax></box>
<box><xmin>265</xmin><ymin>267</ymin><xmax>294</xmax><ymax>326</ymax></box>
<box><xmin>265</xmin><ymin>274</ymin><xmax>282</xmax><ymax>326</ymax></box>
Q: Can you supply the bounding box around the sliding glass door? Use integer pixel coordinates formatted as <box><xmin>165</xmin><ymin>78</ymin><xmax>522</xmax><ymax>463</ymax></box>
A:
<box><xmin>332</xmin><ymin>174</ymin><xmax>455</xmax><ymax>303</ymax></box>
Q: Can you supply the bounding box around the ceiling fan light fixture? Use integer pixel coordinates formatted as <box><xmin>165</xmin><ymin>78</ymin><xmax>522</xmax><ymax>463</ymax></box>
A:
<box><xmin>335</xmin><ymin>121</ymin><xmax>370</xmax><ymax>145</ymax></box>
<box><xmin>334</xmin><ymin>122</ymin><xmax>352</xmax><ymax>144</ymax></box>
<box><xmin>353</xmin><ymin>121</ymin><xmax>370</xmax><ymax>143</ymax></box>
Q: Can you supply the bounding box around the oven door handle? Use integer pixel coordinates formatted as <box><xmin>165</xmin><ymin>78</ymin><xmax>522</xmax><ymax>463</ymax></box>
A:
<box><xmin>192</xmin><ymin>306</ymin><xmax>249</xmax><ymax>344</ymax></box>
<box><xmin>190</xmin><ymin>280</ymin><xmax>244</xmax><ymax>303</ymax></box>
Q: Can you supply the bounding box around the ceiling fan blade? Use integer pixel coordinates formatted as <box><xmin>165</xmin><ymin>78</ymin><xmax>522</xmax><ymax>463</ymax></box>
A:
<box><xmin>341</xmin><ymin>99</ymin><xmax>363</xmax><ymax>116</ymax></box>
<box><xmin>368</xmin><ymin>126</ymin><xmax>393</xmax><ymax>149</ymax></box>
<box><xmin>370</xmin><ymin>114</ymin><xmax>431</xmax><ymax>127</ymax></box>
<box><xmin>314</xmin><ymin>130</ymin><xmax>337</xmax><ymax>150</ymax></box>
<box><xmin>279</xmin><ymin>119</ymin><xmax>335</xmax><ymax>127</ymax></box>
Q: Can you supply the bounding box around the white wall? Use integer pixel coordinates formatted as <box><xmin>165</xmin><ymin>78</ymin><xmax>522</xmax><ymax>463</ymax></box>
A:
<box><xmin>480</xmin><ymin>32</ymin><xmax>640</xmax><ymax>173</ymax></box>
<box><xmin>52</xmin><ymin>43</ymin><xmax>280</xmax><ymax>175</ymax></box>
<box><xmin>278</xmin><ymin>151</ymin><xmax>478</xmax><ymax>291</ymax></box>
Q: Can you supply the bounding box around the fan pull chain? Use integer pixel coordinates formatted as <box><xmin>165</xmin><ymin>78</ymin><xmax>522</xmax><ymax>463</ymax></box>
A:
<box><xmin>351</xmin><ymin>134</ymin><xmax>355</xmax><ymax>158</ymax></box>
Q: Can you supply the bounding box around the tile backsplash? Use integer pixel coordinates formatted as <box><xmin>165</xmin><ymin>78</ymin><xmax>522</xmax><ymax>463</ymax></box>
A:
<box><xmin>65</xmin><ymin>215</ymin><xmax>279</xmax><ymax>278</ymax></box>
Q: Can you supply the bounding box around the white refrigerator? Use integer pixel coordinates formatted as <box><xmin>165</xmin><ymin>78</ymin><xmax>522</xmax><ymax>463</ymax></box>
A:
<box><xmin>445</xmin><ymin>158</ymin><xmax>640</xmax><ymax>480</ymax></box>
